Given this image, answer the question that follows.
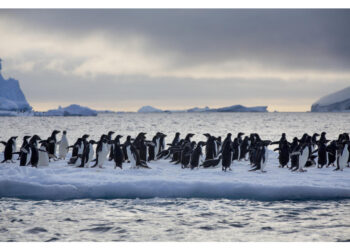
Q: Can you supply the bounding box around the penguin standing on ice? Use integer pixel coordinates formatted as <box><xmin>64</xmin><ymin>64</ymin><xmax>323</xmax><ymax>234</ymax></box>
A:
<box><xmin>47</xmin><ymin>130</ymin><xmax>60</xmax><ymax>160</ymax></box>
<box><xmin>316</xmin><ymin>140</ymin><xmax>329</xmax><ymax>168</ymax></box>
<box><xmin>249</xmin><ymin>141</ymin><xmax>271</xmax><ymax>172</ymax></box>
<box><xmin>203</xmin><ymin>133</ymin><xmax>216</xmax><ymax>160</ymax></box>
<box><xmin>239</xmin><ymin>136</ymin><xmax>250</xmax><ymax>161</ymax></box>
<box><xmin>221</xmin><ymin>133</ymin><xmax>233</xmax><ymax>172</ymax></box>
<box><xmin>289</xmin><ymin>137</ymin><xmax>299</xmax><ymax>170</ymax></box>
<box><xmin>190</xmin><ymin>141</ymin><xmax>205</xmax><ymax>169</ymax></box>
<box><xmin>107</xmin><ymin>131</ymin><xmax>115</xmax><ymax>161</ymax></box>
<box><xmin>19</xmin><ymin>136</ymin><xmax>32</xmax><ymax>166</ymax></box>
<box><xmin>334</xmin><ymin>141</ymin><xmax>349</xmax><ymax>171</ymax></box>
<box><xmin>18</xmin><ymin>136</ymin><xmax>31</xmax><ymax>160</ymax></box>
<box><xmin>125</xmin><ymin>136</ymin><xmax>150</xmax><ymax>169</ymax></box>
<box><xmin>38</xmin><ymin>141</ymin><xmax>49</xmax><ymax>167</ymax></box>
<box><xmin>1</xmin><ymin>136</ymin><xmax>17</xmax><ymax>163</ymax></box>
<box><xmin>29</xmin><ymin>135</ymin><xmax>41</xmax><ymax>167</ymax></box>
<box><xmin>112</xmin><ymin>135</ymin><xmax>124</xmax><ymax>169</ymax></box>
<box><xmin>274</xmin><ymin>140</ymin><xmax>290</xmax><ymax>168</ymax></box>
<box><xmin>291</xmin><ymin>142</ymin><xmax>309</xmax><ymax>172</ymax></box>
<box><xmin>58</xmin><ymin>131</ymin><xmax>69</xmax><ymax>160</ymax></box>
<box><xmin>181</xmin><ymin>141</ymin><xmax>195</xmax><ymax>168</ymax></box>
<box><xmin>78</xmin><ymin>140</ymin><xmax>96</xmax><ymax>168</ymax></box>
<box><xmin>231</xmin><ymin>138</ymin><xmax>241</xmax><ymax>162</ymax></box>
<box><xmin>92</xmin><ymin>135</ymin><xmax>109</xmax><ymax>168</ymax></box>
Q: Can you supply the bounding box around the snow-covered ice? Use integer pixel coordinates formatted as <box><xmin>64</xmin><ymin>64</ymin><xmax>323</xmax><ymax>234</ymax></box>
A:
<box><xmin>1</xmin><ymin>150</ymin><xmax>349</xmax><ymax>201</ymax></box>
<box><xmin>311</xmin><ymin>86</ymin><xmax>350</xmax><ymax>112</ymax></box>
<box><xmin>36</xmin><ymin>104</ymin><xmax>98</xmax><ymax>116</ymax></box>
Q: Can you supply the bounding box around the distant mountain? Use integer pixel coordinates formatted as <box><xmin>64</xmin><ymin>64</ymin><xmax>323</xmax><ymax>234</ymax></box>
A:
<box><xmin>311</xmin><ymin>86</ymin><xmax>350</xmax><ymax>112</ymax></box>
<box><xmin>35</xmin><ymin>104</ymin><xmax>98</xmax><ymax>116</ymax></box>
<box><xmin>0</xmin><ymin>59</ymin><xmax>32</xmax><ymax>111</ymax></box>
<box><xmin>137</xmin><ymin>105</ymin><xmax>268</xmax><ymax>113</ymax></box>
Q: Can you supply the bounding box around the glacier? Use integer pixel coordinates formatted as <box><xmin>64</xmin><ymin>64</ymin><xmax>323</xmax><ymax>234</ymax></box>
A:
<box><xmin>311</xmin><ymin>86</ymin><xmax>350</xmax><ymax>112</ymax></box>
<box><xmin>0</xmin><ymin>59</ymin><xmax>32</xmax><ymax>111</ymax></box>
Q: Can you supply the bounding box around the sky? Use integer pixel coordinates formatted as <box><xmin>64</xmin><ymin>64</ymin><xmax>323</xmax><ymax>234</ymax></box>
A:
<box><xmin>0</xmin><ymin>9</ymin><xmax>349</xmax><ymax>112</ymax></box>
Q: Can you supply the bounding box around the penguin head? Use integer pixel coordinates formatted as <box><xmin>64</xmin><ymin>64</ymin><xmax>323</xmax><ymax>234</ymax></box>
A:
<box><xmin>11</xmin><ymin>136</ymin><xmax>17</xmax><ymax>141</ymax></box>
<box><xmin>175</xmin><ymin>132</ymin><xmax>180</xmax><ymax>137</ymax></box>
<box><xmin>238</xmin><ymin>132</ymin><xmax>244</xmax><ymax>137</ymax></box>
<box><xmin>63</xmin><ymin>130</ymin><xmax>67</xmax><ymax>135</ymax></box>
<box><xmin>89</xmin><ymin>140</ymin><xmax>97</xmax><ymax>144</ymax></box>
<box><xmin>108</xmin><ymin>131</ymin><xmax>115</xmax><ymax>136</ymax></box>
<box><xmin>227</xmin><ymin>133</ymin><xmax>232</xmax><ymax>138</ymax></box>
<box><xmin>53</xmin><ymin>130</ymin><xmax>60</xmax><ymax>135</ymax></box>
<box><xmin>23</xmin><ymin>135</ymin><xmax>31</xmax><ymax>140</ymax></box>
<box><xmin>203</xmin><ymin>133</ymin><xmax>211</xmax><ymax>138</ymax></box>
<box><xmin>115</xmin><ymin>135</ymin><xmax>123</xmax><ymax>140</ymax></box>
<box><xmin>82</xmin><ymin>134</ymin><xmax>90</xmax><ymax>139</ymax></box>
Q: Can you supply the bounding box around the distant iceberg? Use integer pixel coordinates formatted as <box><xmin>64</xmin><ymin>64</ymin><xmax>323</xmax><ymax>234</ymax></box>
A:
<box><xmin>311</xmin><ymin>86</ymin><xmax>350</xmax><ymax>112</ymax></box>
<box><xmin>138</xmin><ymin>105</ymin><xmax>268</xmax><ymax>113</ymax></box>
<box><xmin>138</xmin><ymin>105</ymin><xmax>163</xmax><ymax>113</ymax></box>
<box><xmin>36</xmin><ymin>104</ymin><xmax>98</xmax><ymax>116</ymax></box>
<box><xmin>0</xmin><ymin>59</ymin><xmax>32</xmax><ymax>111</ymax></box>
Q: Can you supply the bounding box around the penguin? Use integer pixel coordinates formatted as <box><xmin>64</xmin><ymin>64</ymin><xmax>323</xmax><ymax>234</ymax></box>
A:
<box><xmin>139</xmin><ymin>138</ymin><xmax>148</xmax><ymax>162</ymax></box>
<box><xmin>19</xmin><ymin>141</ymin><xmax>32</xmax><ymax>166</ymax></box>
<box><xmin>190</xmin><ymin>141</ymin><xmax>205</xmax><ymax>169</ymax></box>
<box><xmin>181</xmin><ymin>141</ymin><xmax>195</xmax><ymax>168</ymax></box>
<box><xmin>91</xmin><ymin>135</ymin><xmax>109</xmax><ymax>168</ymax></box>
<box><xmin>231</xmin><ymin>138</ymin><xmax>241</xmax><ymax>162</ymax></box>
<box><xmin>18</xmin><ymin>136</ymin><xmax>31</xmax><ymax>160</ymax></box>
<box><xmin>184</xmin><ymin>133</ymin><xmax>195</xmax><ymax>143</ymax></box>
<box><xmin>125</xmin><ymin>136</ymin><xmax>150</xmax><ymax>169</ymax></box>
<box><xmin>67</xmin><ymin>138</ymin><xmax>83</xmax><ymax>165</ymax></box>
<box><xmin>334</xmin><ymin>141</ymin><xmax>349</xmax><ymax>171</ymax></box>
<box><xmin>289</xmin><ymin>137</ymin><xmax>299</xmax><ymax>170</ymax></box>
<box><xmin>292</xmin><ymin>142</ymin><xmax>309</xmax><ymax>172</ymax></box>
<box><xmin>274</xmin><ymin>140</ymin><xmax>290</xmax><ymax>168</ymax></box>
<box><xmin>201</xmin><ymin>155</ymin><xmax>222</xmax><ymax>168</ymax></box>
<box><xmin>249</xmin><ymin>141</ymin><xmax>270</xmax><ymax>172</ymax></box>
<box><xmin>58</xmin><ymin>131</ymin><xmax>69</xmax><ymax>160</ymax></box>
<box><xmin>38</xmin><ymin>141</ymin><xmax>49</xmax><ymax>167</ymax></box>
<box><xmin>326</xmin><ymin>140</ymin><xmax>337</xmax><ymax>167</ymax></box>
<box><xmin>203</xmin><ymin>133</ymin><xmax>216</xmax><ymax>160</ymax></box>
<box><xmin>171</xmin><ymin>132</ymin><xmax>181</xmax><ymax>146</ymax></box>
<box><xmin>1</xmin><ymin>136</ymin><xmax>17</xmax><ymax>163</ymax></box>
<box><xmin>239</xmin><ymin>136</ymin><xmax>250</xmax><ymax>161</ymax></box>
<box><xmin>316</xmin><ymin>140</ymin><xmax>329</xmax><ymax>168</ymax></box>
<box><xmin>77</xmin><ymin>140</ymin><xmax>96</xmax><ymax>168</ymax></box>
<box><xmin>107</xmin><ymin>131</ymin><xmax>115</xmax><ymax>161</ymax></box>
<box><xmin>113</xmin><ymin>135</ymin><xmax>124</xmax><ymax>169</ymax></box>
<box><xmin>47</xmin><ymin>130</ymin><xmax>60</xmax><ymax>160</ymax></box>
<box><xmin>29</xmin><ymin>135</ymin><xmax>41</xmax><ymax>167</ymax></box>
<box><xmin>221</xmin><ymin>133</ymin><xmax>233</xmax><ymax>172</ymax></box>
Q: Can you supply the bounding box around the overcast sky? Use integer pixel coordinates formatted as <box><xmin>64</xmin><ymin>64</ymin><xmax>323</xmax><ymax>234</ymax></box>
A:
<box><xmin>0</xmin><ymin>9</ymin><xmax>349</xmax><ymax>111</ymax></box>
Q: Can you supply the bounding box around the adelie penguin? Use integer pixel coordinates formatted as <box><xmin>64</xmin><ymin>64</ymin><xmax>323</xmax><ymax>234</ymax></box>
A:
<box><xmin>46</xmin><ymin>130</ymin><xmax>60</xmax><ymax>161</ymax></box>
<box><xmin>334</xmin><ymin>141</ymin><xmax>349</xmax><ymax>171</ymax></box>
<box><xmin>316</xmin><ymin>139</ymin><xmax>329</xmax><ymax>168</ymax></box>
<box><xmin>38</xmin><ymin>140</ymin><xmax>49</xmax><ymax>167</ymax></box>
<box><xmin>19</xmin><ymin>136</ymin><xmax>31</xmax><ymax>166</ymax></box>
<box><xmin>107</xmin><ymin>131</ymin><xmax>115</xmax><ymax>161</ymax></box>
<box><xmin>29</xmin><ymin>135</ymin><xmax>41</xmax><ymax>167</ymax></box>
<box><xmin>203</xmin><ymin>133</ymin><xmax>216</xmax><ymax>160</ymax></box>
<box><xmin>125</xmin><ymin>136</ymin><xmax>150</xmax><ymax>169</ymax></box>
<box><xmin>190</xmin><ymin>141</ymin><xmax>206</xmax><ymax>169</ymax></box>
<box><xmin>231</xmin><ymin>138</ymin><xmax>241</xmax><ymax>162</ymax></box>
<box><xmin>58</xmin><ymin>131</ymin><xmax>69</xmax><ymax>160</ymax></box>
<box><xmin>221</xmin><ymin>133</ymin><xmax>233</xmax><ymax>172</ymax></box>
<box><xmin>249</xmin><ymin>141</ymin><xmax>271</xmax><ymax>173</ymax></box>
<box><xmin>92</xmin><ymin>135</ymin><xmax>109</xmax><ymax>168</ymax></box>
<box><xmin>274</xmin><ymin>140</ymin><xmax>289</xmax><ymax>168</ymax></box>
<box><xmin>18</xmin><ymin>136</ymin><xmax>31</xmax><ymax>160</ymax></box>
<box><xmin>112</xmin><ymin>135</ymin><xmax>124</xmax><ymax>169</ymax></box>
<box><xmin>181</xmin><ymin>141</ymin><xmax>196</xmax><ymax>168</ymax></box>
<box><xmin>1</xmin><ymin>136</ymin><xmax>17</xmax><ymax>163</ymax></box>
<box><xmin>77</xmin><ymin>140</ymin><xmax>96</xmax><ymax>168</ymax></box>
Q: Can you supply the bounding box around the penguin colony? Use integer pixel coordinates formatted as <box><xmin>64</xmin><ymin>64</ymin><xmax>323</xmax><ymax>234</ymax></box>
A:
<box><xmin>1</xmin><ymin>131</ymin><xmax>349</xmax><ymax>172</ymax></box>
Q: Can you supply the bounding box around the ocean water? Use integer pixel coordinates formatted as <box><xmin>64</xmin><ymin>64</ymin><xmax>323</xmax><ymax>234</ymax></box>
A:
<box><xmin>1</xmin><ymin>112</ymin><xmax>350</xmax><ymax>241</ymax></box>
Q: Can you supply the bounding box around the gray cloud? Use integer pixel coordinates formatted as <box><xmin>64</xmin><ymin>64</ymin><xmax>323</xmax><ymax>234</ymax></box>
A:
<box><xmin>0</xmin><ymin>9</ymin><xmax>349</xmax><ymax>111</ymax></box>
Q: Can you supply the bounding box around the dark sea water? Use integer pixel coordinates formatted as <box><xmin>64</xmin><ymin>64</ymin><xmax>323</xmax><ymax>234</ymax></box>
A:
<box><xmin>1</xmin><ymin>113</ymin><xmax>350</xmax><ymax>241</ymax></box>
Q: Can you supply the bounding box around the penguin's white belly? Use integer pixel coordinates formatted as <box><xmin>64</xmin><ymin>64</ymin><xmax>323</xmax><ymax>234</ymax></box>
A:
<box><xmin>38</xmin><ymin>148</ymin><xmax>49</xmax><ymax>166</ymax></box>
<box><xmin>87</xmin><ymin>145</ymin><xmax>94</xmax><ymax>165</ymax></box>
<box><xmin>59</xmin><ymin>137</ymin><xmax>69</xmax><ymax>158</ymax></box>
<box><xmin>261</xmin><ymin>148</ymin><xmax>268</xmax><ymax>171</ymax></box>
<box><xmin>26</xmin><ymin>148</ymin><xmax>32</xmax><ymax>166</ymax></box>
<box><xmin>339</xmin><ymin>146</ymin><xmax>349</xmax><ymax>170</ymax></box>
<box><xmin>98</xmin><ymin>144</ymin><xmax>108</xmax><ymax>166</ymax></box>
<box><xmin>127</xmin><ymin>147</ymin><xmax>136</xmax><ymax>168</ymax></box>
<box><xmin>12</xmin><ymin>143</ymin><xmax>16</xmax><ymax>160</ymax></box>
<box><xmin>299</xmin><ymin>147</ymin><xmax>309</xmax><ymax>170</ymax></box>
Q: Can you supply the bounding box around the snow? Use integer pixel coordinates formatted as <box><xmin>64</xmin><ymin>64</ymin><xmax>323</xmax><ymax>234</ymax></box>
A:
<box><xmin>311</xmin><ymin>86</ymin><xmax>350</xmax><ymax>112</ymax></box>
<box><xmin>0</xmin><ymin>150</ymin><xmax>349</xmax><ymax>201</ymax></box>
<box><xmin>138</xmin><ymin>105</ymin><xmax>163</xmax><ymax>113</ymax></box>
<box><xmin>36</xmin><ymin>104</ymin><xmax>98</xmax><ymax>116</ymax></box>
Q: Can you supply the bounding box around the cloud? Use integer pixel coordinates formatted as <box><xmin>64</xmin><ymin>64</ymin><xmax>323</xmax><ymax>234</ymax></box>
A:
<box><xmin>0</xmin><ymin>9</ymin><xmax>349</xmax><ymax>111</ymax></box>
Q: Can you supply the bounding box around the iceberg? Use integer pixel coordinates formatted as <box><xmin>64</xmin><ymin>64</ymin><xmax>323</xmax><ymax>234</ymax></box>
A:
<box><xmin>138</xmin><ymin>105</ymin><xmax>163</xmax><ymax>113</ymax></box>
<box><xmin>36</xmin><ymin>104</ymin><xmax>98</xmax><ymax>116</ymax></box>
<box><xmin>0</xmin><ymin>150</ymin><xmax>349</xmax><ymax>201</ymax></box>
<box><xmin>0</xmin><ymin>59</ymin><xmax>32</xmax><ymax>111</ymax></box>
<box><xmin>210</xmin><ymin>105</ymin><xmax>268</xmax><ymax>112</ymax></box>
<box><xmin>311</xmin><ymin>86</ymin><xmax>350</xmax><ymax>112</ymax></box>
